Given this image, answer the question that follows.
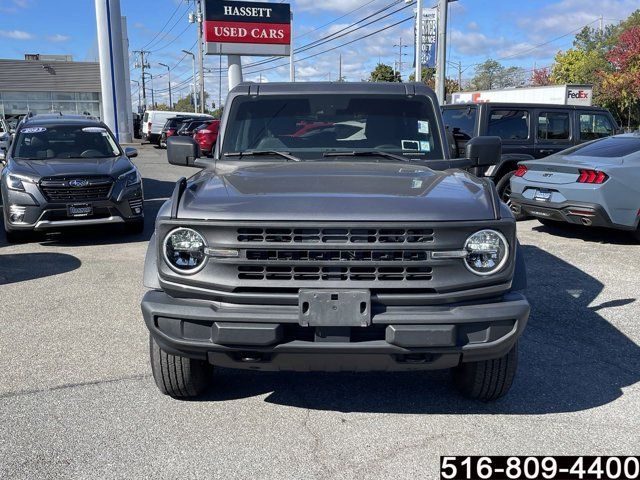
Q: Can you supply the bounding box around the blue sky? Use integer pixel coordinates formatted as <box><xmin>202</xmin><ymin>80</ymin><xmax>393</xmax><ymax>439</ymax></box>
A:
<box><xmin>0</xmin><ymin>0</ymin><xmax>638</xmax><ymax>107</ymax></box>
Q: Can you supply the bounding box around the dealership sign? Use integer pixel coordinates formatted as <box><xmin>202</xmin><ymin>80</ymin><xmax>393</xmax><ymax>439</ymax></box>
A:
<box><xmin>420</xmin><ymin>7</ymin><xmax>438</xmax><ymax>68</ymax></box>
<box><xmin>204</xmin><ymin>0</ymin><xmax>291</xmax><ymax>56</ymax></box>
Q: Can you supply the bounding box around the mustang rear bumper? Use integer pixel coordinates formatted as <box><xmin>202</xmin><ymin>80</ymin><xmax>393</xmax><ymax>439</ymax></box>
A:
<box><xmin>141</xmin><ymin>289</ymin><xmax>530</xmax><ymax>372</ymax></box>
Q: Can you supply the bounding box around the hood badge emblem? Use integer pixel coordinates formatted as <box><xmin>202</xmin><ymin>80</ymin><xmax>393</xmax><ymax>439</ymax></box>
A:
<box><xmin>69</xmin><ymin>179</ymin><xmax>89</xmax><ymax>188</ymax></box>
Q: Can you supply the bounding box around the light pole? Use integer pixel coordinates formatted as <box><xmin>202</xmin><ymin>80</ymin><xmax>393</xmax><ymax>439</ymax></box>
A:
<box><xmin>131</xmin><ymin>79</ymin><xmax>141</xmax><ymax>113</ymax></box>
<box><xmin>158</xmin><ymin>63</ymin><xmax>172</xmax><ymax>108</ymax></box>
<box><xmin>182</xmin><ymin>49</ymin><xmax>197</xmax><ymax>112</ymax></box>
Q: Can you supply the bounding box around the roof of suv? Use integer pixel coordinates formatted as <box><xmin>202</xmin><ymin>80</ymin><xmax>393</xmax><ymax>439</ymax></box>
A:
<box><xmin>21</xmin><ymin>114</ymin><xmax>103</xmax><ymax>127</ymax></box>
<box><xmin>233</xmin><ymin>81</ymin><xmax>437</xmax><ymax>97</ymax></box>
<box><xmin>442</xmin><ymin>102</ymin><xmax>609</xmax><ymax>111</ymax></box>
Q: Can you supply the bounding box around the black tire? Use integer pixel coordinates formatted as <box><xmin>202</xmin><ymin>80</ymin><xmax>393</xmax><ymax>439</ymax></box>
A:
<box><xmin>496</xmin><ymin>171</ymin><xmax>526</xmax><ymax>221</ymax></box>
<box><xmin>149</xmin><ymin>335</ymin><xmax>213</xmax><ymax>398</ymax></box>
<box><xmin>452</xmin><ymin>342</ymin><xmax>518</xmax><ymax>401</ymax></box>
<box><xmin>124</xmin><ymin>218</ymin><xmax>145</xmax><ymax>235</ymax></box>
<box><xmin>631</xmin><ymin>227</ymin><xmax>640</xmax><ymax>243</ymax></box>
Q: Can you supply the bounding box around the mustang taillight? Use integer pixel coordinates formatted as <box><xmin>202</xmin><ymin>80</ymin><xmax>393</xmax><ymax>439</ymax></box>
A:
<box><xmin>514</xmin><ymin>165</ymin><xmax>528</xmax><ymax>177</ymax></box>
<box><xmin>578</xmin><ymin>169</ymin><xmax>608</xmax><ymax>184</ymax></box>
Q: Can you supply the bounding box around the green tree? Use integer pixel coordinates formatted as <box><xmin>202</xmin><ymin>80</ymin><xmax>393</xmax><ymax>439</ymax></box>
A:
<box><xmin>469</xmin><ymin>60</ymin><xmax>523</xmax><ymax>90</ymax></box>
<box><xmin>368</xmin><ymin>63</ymin><xmax>401</xmax><ymax>82</ymax></box>
<box><xmin>409</xmin><ymin>67</ymin><xmax>461</xmax><ymax>96</ymax></box>
<box><xmin>171</xmin><ymin>92</ymin><xmax>216</xmax><ymax>114</ymax></box>
<box><xmin>408</xmin><ymin>66</ymin><xmax>436</xmax><ymax>83</ymax></box>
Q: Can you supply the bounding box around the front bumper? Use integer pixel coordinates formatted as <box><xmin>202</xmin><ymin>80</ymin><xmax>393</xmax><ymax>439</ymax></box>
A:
<box><xmin>3</xmin><ymin>182</ymin><xmax>143</xmax><ymax>231</ymax></box>
<box><xmin>510</xmin><ymin>194</ymin><xmax>628</xmax><ymax>229</ymax></box>
<box><xmin>141</xmin><ymin>289</ymin><xmax>530</xmax><ymax>372</ymax></box>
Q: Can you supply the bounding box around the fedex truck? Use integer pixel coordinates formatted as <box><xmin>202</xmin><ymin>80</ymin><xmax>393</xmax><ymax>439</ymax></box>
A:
<box><xmin>451</xmin><ymin>84</ymin><xmax>593</xmax><ymax>106</ymax></box>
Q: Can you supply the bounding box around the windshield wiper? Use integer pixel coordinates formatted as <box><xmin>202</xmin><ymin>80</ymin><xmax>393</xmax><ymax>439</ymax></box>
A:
<box><xmin>323</xmin><ymin>150</ymin><xmax>411</xmax><ymax>163</ymax></box>
<box><xmin>224</xmin><ymin>150</ymin><xmax>301</xmax><ymax>162</ymax></box>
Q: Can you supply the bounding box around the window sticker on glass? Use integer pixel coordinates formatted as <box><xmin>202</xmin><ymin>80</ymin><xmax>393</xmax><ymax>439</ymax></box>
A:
<box><xmin>21</xmin><ymin>127</ymin><xmax>47</xmax><ymax>134</ymax></box>
<box><xmin>420</xmin><ymin>141</ymin><xmax>431</xmax><ymax>152</ymax></box>
<box><xmin>82</xmin><ymin>127</ymin><xmax>107</xmax><ymax>133</ymax></box>
<box><xmin>418</xmin><ymin>120</ymin><xmax>430</xmax><ymax>134</ymax></box>
<box><xmin>402</xmin><ymin>140</ymin><xmax>420</xmax><ymax>151</ymax></box>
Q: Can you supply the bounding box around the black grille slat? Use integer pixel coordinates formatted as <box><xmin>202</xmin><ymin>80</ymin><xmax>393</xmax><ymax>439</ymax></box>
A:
<box><xmin>40</xmin><ymin>176</ymin><xmax>113</xmax><ymax>202</ymax></box>
<box><xmin>237</xmin><ymin>227</ymin><xmax>434</xmax><ymax>244</ymax></box>
<box><xmin>237</xmin><ymin>265</ymin><xmax>433</xmax><ymax>282</ymax></box>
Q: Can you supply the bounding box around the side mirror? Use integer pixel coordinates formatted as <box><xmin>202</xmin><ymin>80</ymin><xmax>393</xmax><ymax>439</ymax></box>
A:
<box><xmin>465</xmin><ymin>136</ymin><xmax>502</xmax><ymax>167</ymax></box>
<box><xmin>124</xmin><ymin>146</ymin><xmax>138</xmax><ymax>158</ymax></box>
<box><xmin>167</xmin><ymin>135</ymin><xmax>201</xmax><ymax>167</ymax></box>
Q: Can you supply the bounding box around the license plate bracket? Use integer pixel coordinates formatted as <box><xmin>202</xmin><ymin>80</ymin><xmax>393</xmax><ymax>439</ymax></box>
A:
<box><xmin>67</xmin><ymin>203</ymin><xmax>93</xmax><ymax>217</ymax></box>
<box><xmin>534</xmin><ymin>189</ymin><xmax>552</xmax><ymax>201</ymax></box>
<box><xmin>299</xmin><ymin>290</ymin><xmax>371</xmax><ymax>327</ymax></box>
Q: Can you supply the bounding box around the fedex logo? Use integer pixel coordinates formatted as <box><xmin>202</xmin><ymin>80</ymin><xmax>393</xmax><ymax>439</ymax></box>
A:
<box><xmin>568</xmin><ymin>89</ymin><xmax>589</xmax><ymax>99</ymax></box>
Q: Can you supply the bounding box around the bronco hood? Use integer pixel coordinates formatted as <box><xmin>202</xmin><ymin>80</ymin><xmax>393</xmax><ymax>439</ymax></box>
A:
<box><xmin>178</xmin><ymin>162</ymin><xmax>497</xmax><ymax>222</ymax></box>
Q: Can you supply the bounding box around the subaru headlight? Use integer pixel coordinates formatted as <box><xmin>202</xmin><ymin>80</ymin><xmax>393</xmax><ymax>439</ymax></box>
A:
<box><xmin>163</xmin><ymin>228</ymin><xmax>207</xmax><ymax>273</ymax></box>
<box><xmin>119</xmin><ymin>168</ymin><xmax>141</xmax><ymax>187</ymax></box>
<box><xmin>6</xmin><ymin>174</ymin><xmax>33</xmax><ymax>191</ymax></box>
<box><xmin>463</xmin><ymin>229</ymin><xmax>509</xmax><ymax>276</ymax></box>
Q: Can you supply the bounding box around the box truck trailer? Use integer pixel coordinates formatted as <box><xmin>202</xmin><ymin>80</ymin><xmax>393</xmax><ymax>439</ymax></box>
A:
<box><xmin>451</xmin><ymin>84</ymin><xmax>593</xmax><ymax>106</ymax></box>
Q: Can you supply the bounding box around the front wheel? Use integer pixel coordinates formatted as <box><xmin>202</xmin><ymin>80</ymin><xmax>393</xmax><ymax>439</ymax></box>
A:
<box><xmin>149</xmin><ymin>336</ymin><xmax>213</xmax><ymax>398</ymax></box>
<box><xmin>496</xmin><ymin>172</ymin><xmax>526</xmax><ymax>221</ymax></box>
<box><xmin>452</xmin><ymin>342</ymin><xmax>518</xmax><ymax>401</ymax></box>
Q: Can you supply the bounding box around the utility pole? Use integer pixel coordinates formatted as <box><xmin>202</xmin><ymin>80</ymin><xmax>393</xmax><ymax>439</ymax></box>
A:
<box><xmin>133</xmin><ymin>49</ymin><xmax>150</xmax><ymax>111</ymax></box>
<box><xmin>415</xmin><ymin>0</ymin><xmax>423</xmax><ymax>82</ymax></box>
<box><xmin>435</xmin><ymin>0</ymin><xmax>449</xmax><ymax>104</ymax></box>
<box><xmin>338</xmin><ymin>53</ymin><xmax>342</xmax><ymax>82</ymax></box>
<box><xmin>158</xmin><ymin>63</ymin><xmax>172</xmax><ymax>108</ymax></box>
<box><xmin>393</xmin><ymin>37</ymin><xmax>408</xmax><ymax>80</ymax></box>
<box><xmin>143</xmin><ymin>72</ymin><xmax>155</xmax><ymax>107</ymax></box>
<box><xmin>599</xmin><ymin>15</ymin><xmax>604</xmax><ymax>34</ymax></box>
<box><xmin>289</xmin><ymin>12</ymin><xmax>295</xmax><ymax>82</ymax></box>
<box><xmin>218</xmin><ymin>53</ymin><xmax>222</xmax><ymax>111</ymax></box>
<box><xmin>196</xmin><ymin>0</ymin><xmax>205</xmax><ymax>113</ymax></box>
<box><xmin>131</xmin><ymin>79</ymin><xmax>141</xmax><ymax>113</ymax></box>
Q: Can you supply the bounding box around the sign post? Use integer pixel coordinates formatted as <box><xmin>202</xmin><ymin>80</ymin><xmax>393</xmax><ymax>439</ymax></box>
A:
<box><xmin>203</xmin><ymin>0</ymin><xmax>292</xmax><ymax>91</ymax></box>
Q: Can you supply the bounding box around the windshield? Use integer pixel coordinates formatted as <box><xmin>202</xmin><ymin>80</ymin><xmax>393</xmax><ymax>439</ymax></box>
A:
<box><xmin>221</xmin><ymin>94</ymin><xmax>444</xmax><ymax>160</ymax></box>
<box><xmin>13</xmin><ymin>125</ymin><xmax>121</xmax><ymax>160</ymax></box>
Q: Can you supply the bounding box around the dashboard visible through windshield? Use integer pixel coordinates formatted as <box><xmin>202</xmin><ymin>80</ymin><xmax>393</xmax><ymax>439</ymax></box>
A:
<box><xmin>221</xmin><ymin>94</ymin><xmax>445</xmax><ymax>160</ymax></box>
<box><xmin>13</xmin><ymin>125</ymin><xmax>121</xmax><ymax>160</ymax></box>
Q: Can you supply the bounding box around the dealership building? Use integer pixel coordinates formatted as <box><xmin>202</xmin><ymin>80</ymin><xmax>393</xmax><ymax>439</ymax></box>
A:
<box><xmin>0</xmin><ymin>54</ymin><xmax>102</xmax><ymax>125</ymax></box>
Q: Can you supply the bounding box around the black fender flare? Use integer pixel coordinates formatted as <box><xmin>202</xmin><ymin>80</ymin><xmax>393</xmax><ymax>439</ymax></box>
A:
<box><xmin>511</xmin><ymin>241</ymin><xmax>528</xmax><ymax>292</ymax></box>
<box><xmin>143</xmin><ymin>232</ymin><xmax>161</xmax><ymax>289</ymax></box>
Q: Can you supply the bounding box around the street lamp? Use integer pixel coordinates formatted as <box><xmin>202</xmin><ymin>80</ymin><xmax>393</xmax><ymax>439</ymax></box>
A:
<box><xmin>182</xmin><ymin>49</ymin><xmax>197</xmax><ymax>112</ymax></box>
<box><xmin>158</xmin><ymin>63</ymin><xmax>172</xmax><ymax>108</ymax></box>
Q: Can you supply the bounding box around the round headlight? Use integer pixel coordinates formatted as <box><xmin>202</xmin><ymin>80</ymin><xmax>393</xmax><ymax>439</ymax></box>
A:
<box><xmin>463</xmin><ymin>229</ymin><xmax>509</xmax><ymax>276</ymax></box>
<box><xmin>163</xmin><ymin>228</ymin><xmax>207</xmax><ymax>273</ymax></box>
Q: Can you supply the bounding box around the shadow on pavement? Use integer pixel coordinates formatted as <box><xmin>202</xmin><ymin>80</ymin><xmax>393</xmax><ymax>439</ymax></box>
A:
<box><xmin>195</xmin><ymin>245</ymin><xmax>639</xmax><ymax>414</ymax></box>
<box><xmin>0</xmin><ymin>252</ymin><xmax>81</xmax><ymax>285</ymax></box>
<box><xmin>532</xmin><ymin>220</ymin><xmax>637</xmax><ymax>245</ymax></box>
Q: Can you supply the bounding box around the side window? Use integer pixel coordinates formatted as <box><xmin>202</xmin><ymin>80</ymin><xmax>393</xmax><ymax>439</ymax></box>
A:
<box><xmin>487</xmin><ymin>109</ymin><xmax>529</xmax><ymax>141</ymax></box>
<box><xmin>442</xmin><ymin>107</ymin><xmax>476</xmax><ymax>141</ymax></box>
<box><xmin>538</xmin><ymin>111</ymin><xmax>570</xmax><ymax>141</ymax></box>
<box><xmin>579</xmin><ymin>113</ymin><xmax>613</xmax><ymax>140</ymax></box>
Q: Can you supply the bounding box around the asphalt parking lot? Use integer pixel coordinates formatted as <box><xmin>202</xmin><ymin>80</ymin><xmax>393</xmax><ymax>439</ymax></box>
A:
<box><xmin>1</xmin><ymin>144</ymin><xmax>638</xmax><ymax>479</ymax></box>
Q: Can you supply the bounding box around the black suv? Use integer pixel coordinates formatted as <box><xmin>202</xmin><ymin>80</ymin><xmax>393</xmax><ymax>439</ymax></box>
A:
<box><xmin>142</xmin><ymin>82</ymin><xmax>529</xmax><ymax>401</ymax></box>
<box><xmin>442</xmin><ymin>103</ymin><xmax>620</xmax><ymax>211</ymax></box>
<box><xmin>0</xmin><ymin>114</ymin><xmax>144</xmax><ymax>242</ymax></box>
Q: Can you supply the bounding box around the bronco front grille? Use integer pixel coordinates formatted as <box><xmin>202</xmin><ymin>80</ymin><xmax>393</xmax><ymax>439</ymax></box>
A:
<box><xmin>237</xmin><ymin>227</ymin><xmax>434</xmax><ymax>244</ymax></box>
<box><xmin>238</xmin><ymin>265</ymin><xmax>433</xmax><ymax>282</ymax></box>
<box><xmin>245</xmin><ymin>249</ymin><xmax>428</xmax><ymax>262</ymax></box>
<box><xmin>40</xmin><ymin>176</ymin><xmax>113</xmax><ymax>202</ymax></box>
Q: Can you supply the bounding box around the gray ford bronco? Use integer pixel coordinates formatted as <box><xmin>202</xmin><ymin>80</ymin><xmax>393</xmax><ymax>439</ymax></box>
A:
<box><xmin>141</xmin><ymin>82</ymin><xmax>529</xmax><ymax>401</ymax></box>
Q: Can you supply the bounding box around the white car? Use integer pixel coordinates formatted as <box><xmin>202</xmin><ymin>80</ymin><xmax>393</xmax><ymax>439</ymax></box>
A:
<box><xmin>141</xmin><ymin>110</ymin><xmax>195</xmax><ymax>145</ymax></box>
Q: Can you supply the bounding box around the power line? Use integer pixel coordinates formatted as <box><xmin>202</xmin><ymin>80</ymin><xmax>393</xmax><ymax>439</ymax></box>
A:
<box><xmin>241</xmin><ymin>15</ymin><xmax>414</xmax><ymax>77</ymax></box>
<box><xmin>294</xmin><ymin>0</ymin><xmax>378</xmax><ymax>41</ymax></box>
<box><xmin>140</xmin><ymin>0</ymin><xmax>185</xmax><ymax>50</ymax></box>
<box><xmin>148</xmin><ymin>22</ymin><xmax>193</xmax><ymax>53</ymax></box>
<box><xmin>145</xmin><ymin>3</ymin><xmax>191</xmax><ymax>51</ymax></box>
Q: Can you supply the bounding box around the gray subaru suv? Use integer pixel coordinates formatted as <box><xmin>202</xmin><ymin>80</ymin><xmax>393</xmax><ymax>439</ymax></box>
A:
<box><xmin>1</xmin><ymin>114</ymin><xmax>144</xmax><ymax>242</ymax></box>
<box><xmin>142</xmin><ymin>82</ymin><xmax>529</xmax><ymax>401</ymax></box>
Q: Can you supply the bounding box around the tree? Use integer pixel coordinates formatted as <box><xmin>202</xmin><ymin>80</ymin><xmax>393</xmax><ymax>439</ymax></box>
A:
<box><xmin>469</xmin><ymin>60</ymin><xmax>524</xmax><ymax>90</ymax></box>
<box><xmin>172</xmin><ymin>92</ymin><xmax>216</xmax><ymax>114</ymax></box>
<box><xmin>600</xmin><ymin>26</ymin><xmax>640</xmax><ymax>129</ymax></box>
<box><xmin>408</xmin><ymin>66</ymin><xmax>436</xmax><ymax>83</ymax></box>
<box><xmin>531</xmin><ymin>67</ymin><xmax>552</xmax><ymax>86</ymax></box>
<box><xmin>368</xmin><ymin>63</ymin><xmax>401</xmax><ymax>82</ymax></box>
<box><xmin>409</xmin><ymin>67</ymin><xmax>461</xmax><ymax>96</ymax></box>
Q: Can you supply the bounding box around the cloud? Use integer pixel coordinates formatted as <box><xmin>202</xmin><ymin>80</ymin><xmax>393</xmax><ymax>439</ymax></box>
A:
<box><xmin>450</xmin><ymin>30</ymin><xmax>505</xmax><ymax>56</ymax></box>
<box><xmin>295</xmin><ymin>0</ymin><xmax>367</xmax><ymax>13</ymax></box>
<box><xmin>0</xmin><ymin>29</ymin><xmax>34</xmax><ymax>40</ymax></box>
<box><xmin>47</xmin><ymin>34</ymin><xmax>70</xmax><ymax>43</ymax></box>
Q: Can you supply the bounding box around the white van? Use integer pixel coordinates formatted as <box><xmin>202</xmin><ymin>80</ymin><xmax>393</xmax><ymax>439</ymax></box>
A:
<box><xmin>142</xmin><ymin>110</ymin><xmax>195</xmax><ymax>144</ymax></box>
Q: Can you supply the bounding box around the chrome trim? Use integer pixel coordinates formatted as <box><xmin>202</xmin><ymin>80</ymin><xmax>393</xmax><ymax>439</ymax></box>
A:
<box><xmin>431</xmin><ymin>250</ymin><xmax>468</xmax><ymax>259</ymax></box>
<box><xmin>34</xmin><ymin>216</ymin><xmax>124</xmax><ymax>230</ymax></box>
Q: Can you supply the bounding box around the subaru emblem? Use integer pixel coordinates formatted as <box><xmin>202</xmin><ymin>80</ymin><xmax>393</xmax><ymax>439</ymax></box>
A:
<box><xmin>69</xmin><ymin>179</ymin><xmax>89</xmax><ymax>188</ymax></box>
